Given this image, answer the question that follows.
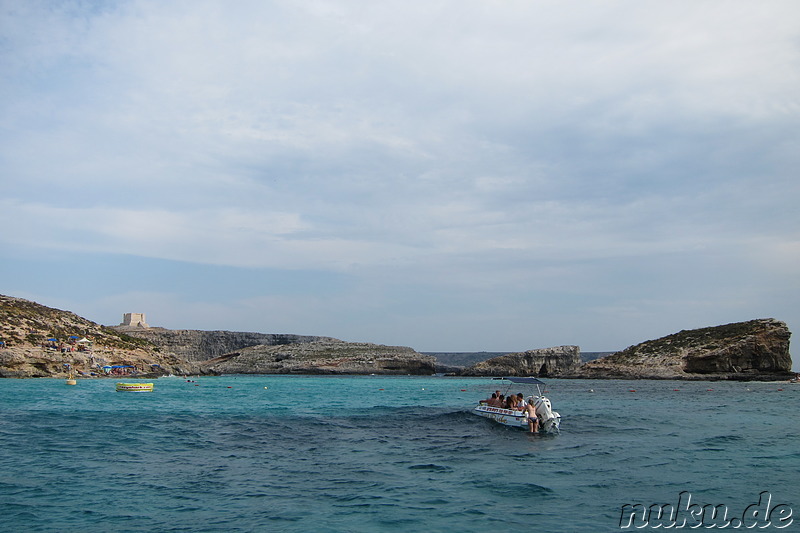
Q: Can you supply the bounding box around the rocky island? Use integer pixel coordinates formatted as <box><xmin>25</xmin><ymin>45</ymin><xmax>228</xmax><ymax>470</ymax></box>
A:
<box><xmin>574</xmin><ymin>319</ymin><xmax>793</xmax><ymax>380</ymax></box>
<box><xmin>459</xmin><ymin>346</ymin><xmax>582</xmax><ymax>377</ymax></box>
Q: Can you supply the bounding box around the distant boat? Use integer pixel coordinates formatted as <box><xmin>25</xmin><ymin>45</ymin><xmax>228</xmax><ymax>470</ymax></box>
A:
<box><xmin>116</xmin><ymin>382</ymin><xmax>154</xmax><ymax>392</ymax></box>
<box><xmin>472</xmin><ymin>377</ymin><xmax>561</xmax><ymax>433</ymax></box>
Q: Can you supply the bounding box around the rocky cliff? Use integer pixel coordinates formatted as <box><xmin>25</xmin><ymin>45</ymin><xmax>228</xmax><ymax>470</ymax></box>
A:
<box><xmin>0</xmin><ymin>294</ymin><xmax>434</xmax><ymax>378</ymax></box>
<box><xmin>0</xmin><ymin>295</ymin><xmax>208</xmax><ymax>377</ymax></box>
<box><xmin>459</xmin><ymin>345</ymin><xmax>581</xmax><ymax>377</ymax></box>
<box><xmin>576</xmin><ymin>319</ymin><xmax>792</xmax><ymax>380</ymax></box>
<box><xmin>113</xmin><ymin>327</ymin><xmax>337</xmax><ymax>362</ymax></box>
<box><xmin>205</xmin><ymin>340</ymin><xmax>436</xmax><ymax>375</ymax></box>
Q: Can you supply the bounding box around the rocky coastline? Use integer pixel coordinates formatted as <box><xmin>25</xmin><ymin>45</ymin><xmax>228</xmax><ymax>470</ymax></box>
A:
<box><xmin>203</xmin><ymin>340</ymin><xmax>436</xmax><ymax>375</ymax></box>
<box><xmin>459</xmin><ymin>346</ymin><xmax>582</xmax><ymax>377</ymax></box>
<box><xmin>0</xmin><ymin>295</ymin><xmax>435</xmax><ymax>378</ymax></box>
<box><xmin>111</xmin><ymin>326</ymin><xmax>338</xmax><ymax>362</ymax></box>
<box><xmin>0</xmin><ymin>295</ymin><xmax>210</xmax><ymax>378</ymax></box>
<box><xmin>0</xmin><ymin>294</ymin><xmax>794</xmax><ymax>380</ymax></box>
<box><xmin>570</xmin><ymin>319</ymin><xmax>793</xmax><ymax>381</ymax></box>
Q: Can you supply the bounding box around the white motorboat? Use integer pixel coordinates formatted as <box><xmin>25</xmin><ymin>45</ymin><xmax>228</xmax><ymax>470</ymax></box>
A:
<box><xmin>473</xmin><ymin>377</ymin><xmax>561</xmax><ymax>433</ymax></box>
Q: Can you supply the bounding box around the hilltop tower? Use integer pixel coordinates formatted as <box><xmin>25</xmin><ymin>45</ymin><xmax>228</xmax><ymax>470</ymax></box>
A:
<box><xmin>120</xmin><ymin>312</ymin><xmax>149</xmax><ymax>328</ymax></box>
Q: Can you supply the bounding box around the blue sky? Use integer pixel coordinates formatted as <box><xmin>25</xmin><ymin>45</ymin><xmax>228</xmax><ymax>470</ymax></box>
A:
<box><xmin>2</xmin><ymin>1</ymin><xmax>799</xmax><ymax>362</ymax></box>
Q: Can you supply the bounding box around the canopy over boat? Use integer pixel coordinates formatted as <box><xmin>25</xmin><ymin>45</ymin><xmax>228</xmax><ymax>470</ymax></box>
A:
<box><xmin>503</xmin><ymin>377</ymin><xmax>546</xmax><ymax>385</ymax></box>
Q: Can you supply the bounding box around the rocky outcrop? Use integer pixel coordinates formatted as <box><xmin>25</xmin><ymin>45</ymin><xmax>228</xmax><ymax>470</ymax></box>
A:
<box><xmin>576</xmin><ymin>319</ymin><xmax>792</xmax><ymax>380</ymax></box>
<box><xmin>205</xmin><ymin>340</ymin><xmax>437</xmax><ymax>375</ymax></box>
<box><xmin>0</xmin><ymin>294</ymin><xmax>209</xmax><ymax>378</ymax></box>
<box><xmin>459</xmin><ymin>346</ymin><xmax>581</xmax><ymax>377</ymax></box>
<box><xmin>113</xmin><ymin>327</ymin><xmax>337</xmax><ymax>362</ymax></box>
<box><xmin>0</xmin><ymin>345</ymin><xmax>208</xmax><ymax>379</ymax></box>
<box><xmin>0</xmin><ymin>294</ymin><xmax>433</xmax><ymax>377</ymax></box>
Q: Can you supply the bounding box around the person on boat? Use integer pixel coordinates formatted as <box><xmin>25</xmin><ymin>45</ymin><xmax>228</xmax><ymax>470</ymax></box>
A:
<box><xmin>481</xmin><ymin>393</ymin><xmax>496</xmax><ymax>406</ymax></box>
<box><xmin>505</xmin><ymin>395</ymin><xmax>518</xmax><ymax>410</ymax></box>
<box><xmin>515</xmin><ymin>393</ymin><xmax>528</xmax><ymax>410</ymax></box>
<box><xmin>487</xmin><ymin>393</ymin><xmax>501</xmax><ymax>407</ymax></box>
<box><xmin>524</xmin><ymin>402</ymin><xmax>539</xmax><ymax>433</ymax></box>
<box><xmin>497</xmin><ymin>394</ymin><xmax>505</xmax><ymax>407</ymax></box>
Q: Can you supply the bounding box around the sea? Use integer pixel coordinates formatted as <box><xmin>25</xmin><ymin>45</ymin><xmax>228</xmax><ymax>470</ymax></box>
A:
<box><xmin>0</xmin><ymin>375</ymin><xmax>797</xmax><ymax>532</ymax></box>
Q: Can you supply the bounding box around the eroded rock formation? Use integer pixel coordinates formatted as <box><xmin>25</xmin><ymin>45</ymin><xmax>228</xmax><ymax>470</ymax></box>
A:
<box><xmin>113</xmin><ymin>327</ymin><xmax>336</xmax><ymax>362</ymax></box>
<box><xmin>459</xmin><ymin>345</ymin><xmax>581</xmax><ymax>377</ymax></box>
<box><xmin>576</xmin><ymin>319</ymin><xmax>792</xmax><ymax>380</ymax></box>
<box><xmin>205</xmin><ymin>340</ymin><xmax>437</xmax><ymax>375</ymax></box>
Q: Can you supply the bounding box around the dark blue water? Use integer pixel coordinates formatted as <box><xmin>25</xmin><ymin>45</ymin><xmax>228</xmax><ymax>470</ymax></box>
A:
<box><xmin>1</xmin><ymin>376</ymin><xmax>797</xmax><ymax>531</ymax></box>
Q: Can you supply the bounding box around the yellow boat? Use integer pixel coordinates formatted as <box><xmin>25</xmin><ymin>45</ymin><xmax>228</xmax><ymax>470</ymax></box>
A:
<box><xmin>115</xmin><ymin>382</ymin><xmax>154</xmax><ymax>392</ymax></box>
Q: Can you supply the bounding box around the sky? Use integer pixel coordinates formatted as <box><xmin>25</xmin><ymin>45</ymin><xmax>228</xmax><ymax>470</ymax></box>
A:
<box><xmin>1</xmin><ymin>1</ymin><xmax>799</xmax><ymax>360</ymax></box>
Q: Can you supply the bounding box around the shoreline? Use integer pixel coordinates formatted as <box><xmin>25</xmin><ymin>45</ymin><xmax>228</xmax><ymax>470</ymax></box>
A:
<box><xmin>2</xmin><ymin>372</ymin><xmax>795</xmax><ymax>383</ymax></box>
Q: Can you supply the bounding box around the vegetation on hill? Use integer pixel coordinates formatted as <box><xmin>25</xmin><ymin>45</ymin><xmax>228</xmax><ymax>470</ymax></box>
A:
<box><xmin>579</xmin><ymin>319</ymin><xmax>792</xmax><ymax>379</ymax></box>
<box><xmin>0</xmin><ymin>294</ymin><xmax>154</xmax><ymax>351</ymax></box>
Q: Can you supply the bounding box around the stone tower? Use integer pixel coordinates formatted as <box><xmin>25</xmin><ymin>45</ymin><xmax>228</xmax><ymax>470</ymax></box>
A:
<box><xmin>120</xmin><ymin>312</ymin><xmax>149</xmax><ymax>328</ymax></box>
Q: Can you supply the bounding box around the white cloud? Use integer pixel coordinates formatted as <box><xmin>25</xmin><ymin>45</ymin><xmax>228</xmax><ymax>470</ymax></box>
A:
<box><xmin>1</xmin><ymin>0</ymin><xmax>799</xmax><ymax>352</ymax></box>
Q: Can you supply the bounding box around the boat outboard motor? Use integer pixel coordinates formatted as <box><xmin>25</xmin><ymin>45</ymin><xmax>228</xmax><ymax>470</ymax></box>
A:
<box><xmin>532</xmin><ymin>396</ymin><xmax>561</xmax><ymax>433</ymax></box>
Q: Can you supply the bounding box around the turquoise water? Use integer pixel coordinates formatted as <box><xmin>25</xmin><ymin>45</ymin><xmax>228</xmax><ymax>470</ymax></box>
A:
<box><xmin>0</xmin><ymin>376</ymin><xmax>797</xmax><ymax>532</ymax></box>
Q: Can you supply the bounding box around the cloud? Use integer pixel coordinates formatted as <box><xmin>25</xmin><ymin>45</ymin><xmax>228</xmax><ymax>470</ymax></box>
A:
<box><xmin>1</xmin><ymin>1</ymin><xmax>798</xmax><ymax>352</ymax></box>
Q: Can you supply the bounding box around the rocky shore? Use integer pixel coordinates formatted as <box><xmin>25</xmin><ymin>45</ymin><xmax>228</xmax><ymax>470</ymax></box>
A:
<box><xmin>0</xmin><ymin>295</ymin><xmax>435</xmax><ymax>378</ymax></box>
<box><xmin>0</xmin><ymin>295</ymin><xmax>209</xmax><ymax>378</ymax></box>
<box><xmin>0</xmin><ymin>294</ymin><xmax>794</xmax><ymax>380</ymax></box>
<box><xmin>459</xmin><ymin>346</ymin><xmax>582</xmax><ymax>377</ymax></box>
<box><xmin>571</xmin><ymin>319</ymin><xmax>793</xmax><ymax>381</ymax></box>
<box><xmin>203</xmin><ymin>340</ymin><xmax>436</xmax><ymax>375</ymax></box>
<box><xmin>112</xmin><ymin>327</ymin><xmax>337</xmax><ymax>362</ymax></box>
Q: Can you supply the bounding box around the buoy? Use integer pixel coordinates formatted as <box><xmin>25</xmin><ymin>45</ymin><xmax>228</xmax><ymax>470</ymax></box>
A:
<box><xmin>460</xmin><ymin>389</ymin><xmax>466</xmax><ymax>392</ymax></box>
<box><xmin>379</xmin><ymin>388</ymin><xmax>384</xmax><ymax>391</ymax></box>
<box><xmin>264</xmin><ymin>387</ymin><xmax>268</xmax><ymax>389</ymax></box>
<box><xmin>777</xmin><ymin>388</ymin><xmax>784</xmax><ymax>391</ymax></box>
<box><xmin>66</xmin><ymin>379</ymin><xmax>77</xmax><ymax>386</ymax></box>
<box><xmin>707</xmin><ymin>389</ymin><xmax>714</xmax><ymax>391</ymax></box>
<box><xmin>588</xmin><ymin>389</ymin><xmax>594</xmax><ymax>392</ymax></box>
<box><xmin>116</xmin><ymin>383</ymin><xmax>154</xmax><ymax>392</ymax></box>
<box><xmin>629</xmin><ymin>389</ymin><xmax>636</xmax><ymax>392</ymax></box>
<box><xmin>673</xmin><ymin>389</ymin><xmax>680</xmax><ymax>391</ymax></box>
<box><xmin>227</xmin><ymin>386</ymin><xmax>232</xmax><ymax>388</ymax></box>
